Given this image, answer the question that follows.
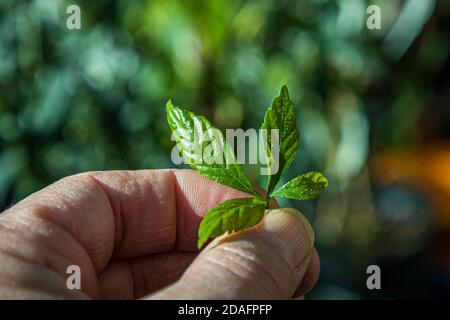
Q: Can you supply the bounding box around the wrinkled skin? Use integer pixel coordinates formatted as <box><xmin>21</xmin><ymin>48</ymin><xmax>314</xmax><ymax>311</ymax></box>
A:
<box><xmin>0</xmin><ymin>169</ymin><xmax>319</xmax><ymax>299</ymax></box>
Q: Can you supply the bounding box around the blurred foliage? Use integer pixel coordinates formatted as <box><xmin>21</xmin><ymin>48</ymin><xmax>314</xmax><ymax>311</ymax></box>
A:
<box><xmin>1</xmin><ymin>0</ymin><xmax>450</xmax><ymax>299</ymax></box>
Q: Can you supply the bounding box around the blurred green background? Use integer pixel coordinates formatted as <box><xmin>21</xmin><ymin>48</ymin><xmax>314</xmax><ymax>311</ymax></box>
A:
<box><xmin>1</xmin><ymin>0</ymin><xmax>450</xmax><ymax>299</ymax></box>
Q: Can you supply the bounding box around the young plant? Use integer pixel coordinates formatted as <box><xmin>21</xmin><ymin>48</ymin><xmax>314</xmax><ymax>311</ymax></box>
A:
<box><xmin>166</xmin><ymin>85</ymin><xmax>328</xmax><ymax>249</ymax></box>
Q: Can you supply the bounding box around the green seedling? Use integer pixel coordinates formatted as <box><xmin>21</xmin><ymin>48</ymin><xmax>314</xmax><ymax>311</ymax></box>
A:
<box><xmin>166</xmin><ymin>85</ymin><xmax>328</xmax><ymax>249</ymax></box>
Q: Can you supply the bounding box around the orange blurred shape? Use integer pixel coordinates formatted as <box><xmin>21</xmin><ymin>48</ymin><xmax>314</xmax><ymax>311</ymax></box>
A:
<box><xmin>370</xmin><ymin>142</ymin><xmax>450</xmax><ymax>229</ymax></box>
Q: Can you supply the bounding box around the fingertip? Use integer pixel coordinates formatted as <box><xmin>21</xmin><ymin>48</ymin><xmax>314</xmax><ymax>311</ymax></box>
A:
<box><xmin>257</xmin><ymin>208</ymin><xmax>315</xmax><ymax>269</ymax></box>
<box><xmin>150</xmin><ymin>207</ymin><xmax>319</xmax><ymax>299</ymax></box>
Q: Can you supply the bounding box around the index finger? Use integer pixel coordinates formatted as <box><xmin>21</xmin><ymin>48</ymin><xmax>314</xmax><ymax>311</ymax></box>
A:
<box><xmin>1</xmin><ymin>169</ymin><xmax>251</xmax><ymax>273</ymax></box>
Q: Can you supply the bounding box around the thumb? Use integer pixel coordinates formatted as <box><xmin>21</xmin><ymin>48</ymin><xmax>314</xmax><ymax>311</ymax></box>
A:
<box><xmin>147</xmin><ymin>208</ymin><xmax>317</xmax><ymax>299</ymax></box>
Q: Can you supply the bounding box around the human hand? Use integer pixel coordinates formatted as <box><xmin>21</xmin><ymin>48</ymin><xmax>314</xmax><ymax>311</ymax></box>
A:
<box><xmin>0</xmin><ymin>169</ymin><xmax>319</xmax><ymax>299</ymax></box>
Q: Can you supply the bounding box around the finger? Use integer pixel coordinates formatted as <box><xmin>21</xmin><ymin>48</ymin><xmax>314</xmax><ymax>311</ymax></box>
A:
<box><xmin>0</xmin><ymin>169</ymin><xmax>249</xmax><ymax>298</ymax></box>
<box><xmin>148</xmin><ymin>208</ymin><xmax>318</xmax><ymax>299</ymax></box>
<box><xmin>2</xmin><ymin>169</ymin><xmax>249</xmax><ymax>261</ymax></box>
<box><xmin>98</xmin><ymin>252</ymin><xmax>197</xmax><ymax>299</ymax></box>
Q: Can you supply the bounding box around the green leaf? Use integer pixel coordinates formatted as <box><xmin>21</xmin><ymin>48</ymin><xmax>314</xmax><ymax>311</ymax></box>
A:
<box><xmin>271</xmin><ymin>172</ymin><xmax>328</xmax><ymax>200</ymax></box>
<box><xmin>197</xmin><ymin>197</ymin><xmax>267</xmax><ymax>249</ymax></box>
<box><xmin>166</xmin><ymin>100</ymin><xmax>259</xmax><ymax>196</ymax></box>
<box><xmin>261</xmin><ymin>85</ymin><xmax>300</xmax><ymax>195</ymax></box>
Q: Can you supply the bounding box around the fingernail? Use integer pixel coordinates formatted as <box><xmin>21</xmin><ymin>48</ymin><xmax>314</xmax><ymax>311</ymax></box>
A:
<box><xmin>257</xmin><ymin>208</ymin><xmax>315</xmax><ymax>271</ymax></box>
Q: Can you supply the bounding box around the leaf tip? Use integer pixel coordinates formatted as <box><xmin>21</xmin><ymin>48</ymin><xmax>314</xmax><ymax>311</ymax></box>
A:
<box><xmin>165</xmin><ymin>99</ymin><xmax>174</xmax><ymax>111</ymax></box>
<box><xmin>323</xmin><ymin>176</ymin><xmax>329</xmax><ymax>188</ymax></box>
<box><xmin>280</xmin><ymin>84</ymin><xmax>289</xmax><ymax>97</ymax></box>
<box><xmin>315</xmin><ymin>172</ymin><xmax>329</xmax><ymax>188</ymax></box>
